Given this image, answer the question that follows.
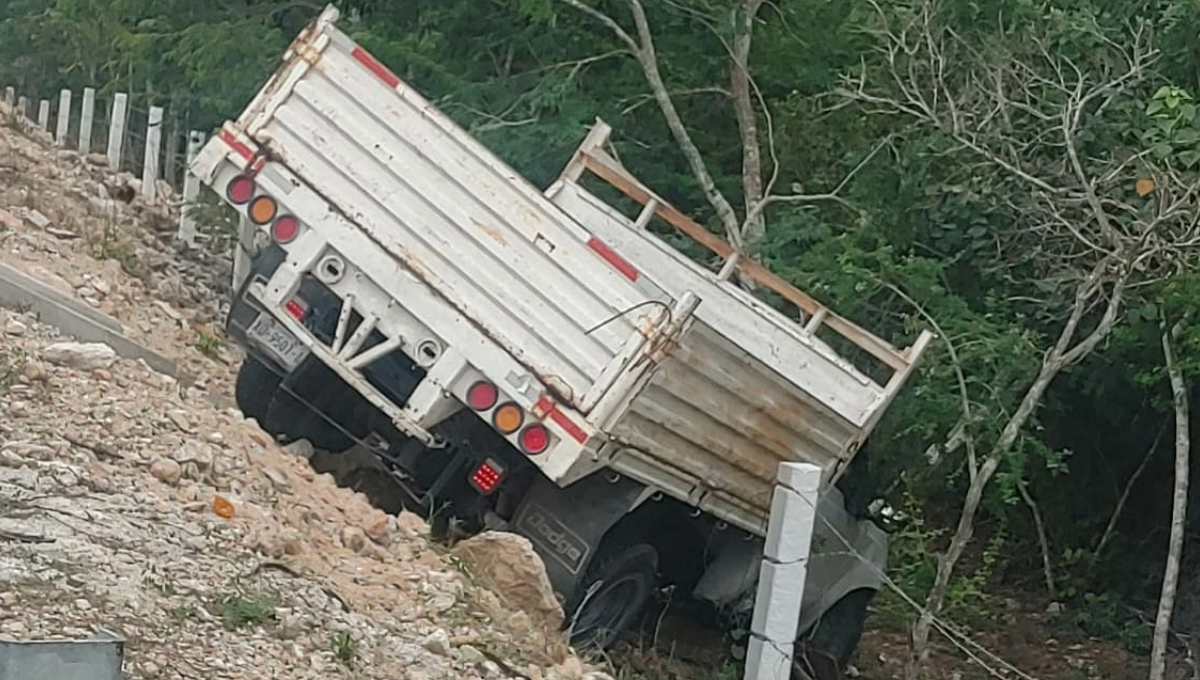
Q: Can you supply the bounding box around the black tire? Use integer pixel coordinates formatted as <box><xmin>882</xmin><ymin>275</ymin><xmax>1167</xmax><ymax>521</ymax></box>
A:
<box><xmin>794</xmin><ymin>589</ymin><xmax>874</xmax><ymax>680</ymax></box>
<box><xmin>235</xmin><ymin>356</ymin><xmax>282</xmax><ymax>423</ymax></box>
<box><xmin>567</xmin><ymin>544</ymin><xmax>659</xmax><ymax>651</ymax></box>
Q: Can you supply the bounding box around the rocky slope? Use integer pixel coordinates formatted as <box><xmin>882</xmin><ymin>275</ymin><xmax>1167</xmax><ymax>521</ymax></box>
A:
<box><xmin>0</xmin><ymin>104</ymin><xmax>600</xmax><ymax>680</ymax></box>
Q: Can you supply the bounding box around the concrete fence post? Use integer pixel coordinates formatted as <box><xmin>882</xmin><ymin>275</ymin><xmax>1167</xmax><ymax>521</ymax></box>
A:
<box><xmin>16</xmin><ymin>96</ymin><xmax>27</xmax><ymax>120</ymax></box>
<box><xmin>3</xmin><ymin>87</ymin><xmax>13</xmax><ymax>106</ymax></box>
<box><xmin>744</xmin><ymin>462</ymin><xmax>821</xmax><ymax>680</ymax></box>
<box><xmin>79</xmin><ymin>88</ymin><xmax>96</xmax><ymax>155</ymax></box>
<box><xmin>178</xmin><ymin>131</ymin><xmax>206</xmax><ymax>246</ymax></box>
<box><xmin>106</xmin><ymin>93</ymin><xmax>128</xmax><ymax>171</ymax></box>
<box><xmin>142</xmin><ymin>106</ymin><xmax>164</xmax><ymax>202</ymax></box>
<box><xmin>55</xmin><ymin>89</ymin><xmax>71</xmax><ymax>146</ymax></box>
<box><xmin>36</xmin><ymin>100</ymin><xmax>50</xmax><ymax>130</ymax></box>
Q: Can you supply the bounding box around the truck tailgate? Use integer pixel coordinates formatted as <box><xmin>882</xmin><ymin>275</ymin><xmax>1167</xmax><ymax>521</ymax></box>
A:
<box><xmin>232</xmin><ymin>12</ymin><xmax>653</xmax><ymax>409</ymax></box>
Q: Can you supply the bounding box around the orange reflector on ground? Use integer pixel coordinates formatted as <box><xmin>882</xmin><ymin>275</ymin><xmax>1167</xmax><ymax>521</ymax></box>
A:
<box><xmin>492</xmin><ymin>403</ymin><xmax>524</xmax><ymax>434</ymax></box>
<box><xmin>212</xmin><ymin>495</ymin><xmax>235</xmax><ymax>519</ymax></box>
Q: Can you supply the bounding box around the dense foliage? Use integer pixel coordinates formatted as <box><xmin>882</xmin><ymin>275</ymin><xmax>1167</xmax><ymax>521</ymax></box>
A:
<box><xmin>6</xmin><ymin>0</ymin><xmax>1200</xmax><ymax>669</ymax></box>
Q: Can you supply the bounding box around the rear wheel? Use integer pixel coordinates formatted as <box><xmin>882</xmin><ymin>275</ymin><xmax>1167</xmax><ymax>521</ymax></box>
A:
<box><xmin>794</xmin><ymin>589</ymin><xmax>874</xmax><ymax>680</ymax></box>
<box><xmin>235</xmin><ymin>356</ymin><xmax>282</xmax><ymax>423</ymax></box>
<box><xmin>568</xmin><ymin>544</ymin><xmax>659</xmax><ymax>650</ymax></box>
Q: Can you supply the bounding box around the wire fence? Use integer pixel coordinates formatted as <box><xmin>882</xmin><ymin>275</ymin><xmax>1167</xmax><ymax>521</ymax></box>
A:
<box><xmin>3</xmin><ymin>84</ymin><xmax>196</xmax><ymax>193</ymax></box>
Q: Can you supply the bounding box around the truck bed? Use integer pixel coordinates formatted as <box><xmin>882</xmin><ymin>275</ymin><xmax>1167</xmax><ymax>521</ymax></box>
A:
<box><xmin>201</xmin><ymin>5</ymin><xmax>931</xmax><ymax>535</ymax></box>
<box><xmin>545</xmin><ymin>129</ymin><xmax>932</xmax><ymax>528</ymax></box>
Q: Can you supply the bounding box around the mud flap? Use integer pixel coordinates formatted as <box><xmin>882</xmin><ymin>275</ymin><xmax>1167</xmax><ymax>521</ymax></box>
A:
<box><xmin>510</xmin><ymin>472</ymin><xmax>646</xmax><ymax>605</ymax></box>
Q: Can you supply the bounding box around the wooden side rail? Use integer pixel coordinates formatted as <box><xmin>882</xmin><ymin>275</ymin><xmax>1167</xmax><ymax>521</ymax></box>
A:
<box><xmin>572</xmin><ymin>141</ymin><xmax>920</xmax><ymax>374</ymax></box>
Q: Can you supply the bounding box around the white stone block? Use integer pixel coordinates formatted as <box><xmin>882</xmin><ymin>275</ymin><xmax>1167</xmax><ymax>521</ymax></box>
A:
<box><xmin>745</xmin><ymin>636</ymin><xmax>795</xmax><ymax>680</ymax></box>
<box><xmin>750</xmin><ymin>558</ymin><xmax>807</xmax><ymax>641</ymax></box>
<box><xmin>764</xmin><ymin>485</ymin><xmax>817</xmax><ymax>563</ymax></box>
<box><xmin>776</xmin><ymin>461</ymin><xmax>822</xmax><ymax>495</ymax></box>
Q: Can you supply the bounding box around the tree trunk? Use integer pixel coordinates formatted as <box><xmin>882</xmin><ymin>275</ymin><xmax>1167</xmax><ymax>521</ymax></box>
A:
<box><xmin>906</xmin><ymin>371</ymin><xmax>1047</xmax><ymax>677</ymax></box>
<box><xmin>906</xmin><ymin>278</ymin><xmax>1125</xmax><ymax>679</ymax></box>
<box><xmin>1150</xmin><ymin>321</ymin><xmax>1190</xmax><ymax>680</ymax></box>
<box><xmin>730</xmin><ymin>0</ymin><xmax>765</xmax><ymax>245</ymax></box>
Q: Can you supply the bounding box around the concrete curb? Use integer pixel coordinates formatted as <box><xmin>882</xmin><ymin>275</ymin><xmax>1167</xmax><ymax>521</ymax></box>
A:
<box><xmin>0</xmin><ymin>260</ymin><xmax>178</xmax><ymax>377</ymax></box>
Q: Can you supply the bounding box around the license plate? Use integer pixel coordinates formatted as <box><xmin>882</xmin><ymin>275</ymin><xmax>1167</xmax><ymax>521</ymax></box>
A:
<box><xmin>246</xmin><ymin>313</ymin><xmax>308</xmax><ymax>370</ymax></box>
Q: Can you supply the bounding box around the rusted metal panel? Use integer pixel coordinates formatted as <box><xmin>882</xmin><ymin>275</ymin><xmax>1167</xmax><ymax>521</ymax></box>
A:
<box><xmin>608</xmin><ymin>321</ymin><xmax>863</xmax><ymax>520</ymax></box>
<box><xmin>547</xmin><ymin>176</ymin><xmax>928</xmax><ymax>527</ymax></box>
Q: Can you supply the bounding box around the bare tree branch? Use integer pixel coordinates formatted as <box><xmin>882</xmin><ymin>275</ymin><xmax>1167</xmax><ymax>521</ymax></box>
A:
<box><xmin>731</xmin><ymin>0</ymin><xmax>767</xmax><ymax>243</ymax></box>
<box><xmin>555</xmin><ymin>0</ymin><xmax>638</xmax><ymax>52</ymax></box>
<box><xmin>1091</xmin><ymin>424</ymin><xmax>1166</xmax><ymax>569</ymax></box>
<box><xmin>1151</xmin><ymin>319</ymin><xmax>1191</xmax><ymax>680</ymax></box>
<box><xmin>558</xmin><ymin>0</ymin><xmax>746</xmax><ymax>246</ymax></box>
<box><xmin>1017</xmin><ymin>480</ymin><xmax>1057</xmax><ymax>599</ymax></box>
<box><xmin>876</xmin><ymin>277</ymin><xmax>978</xmax><ymax>477</ymax></box>
<box><xmin>617</xmin><ymin>87</ymin><xmax>730</xmax><ymax>115</ymax></box>
<box><xmin>745</xmin><ymin>136</ymin><xmax>892</xmax><ymax>225</ymax></box>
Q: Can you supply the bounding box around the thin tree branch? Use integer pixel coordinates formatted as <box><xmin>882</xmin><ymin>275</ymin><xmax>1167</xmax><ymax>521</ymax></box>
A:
<box><xmin>1017</xmin><ymin>480</ymin><xmax>1056</xmax><ymax>599</ymax></box>
<box><xmin>746</xmin><ymin>136</ymin><xmax>892</xmax><ymax>225</ymax></box>
<box><xmin>1090</xmin><ymin>423</ymin><xmax>1166</xmax><ymax>568</ymax></box>
<box><xmin>555</xmin><ymin>0</ymin><xmax>638</xmax><ymax>51</ymax></box>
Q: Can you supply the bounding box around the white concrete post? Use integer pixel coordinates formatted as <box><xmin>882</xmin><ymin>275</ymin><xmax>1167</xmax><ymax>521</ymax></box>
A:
<box><xmin>3</xmin><ymin>87</ymin><xmax>13</xmax><ymax>106</ymax></box>
<box><xmin>79</xmin><ymin>88</ymin><xmax>96</xmax><ymax>155</ymax></box>
<box><xmin>106</xmin><ymin>93</ymin><xmax>128</xmax><ymax>170</ymax></box>
<box><xmin>55</xmin><ymin>89</ymin><xmax>71</xmax><ymax>146</ymax></box>
<box><xmin>178</xmin><ymin>130</ymin><xmax>206</xmax><ymax>246</ymax></box>
<box><xmin>744</xmin><ymin>463</ymin><xmax>821</xmax><ymax>680</ymax></box>
<box><xmin>36</xmin><ymin>99</ymin><xmax>50</xmax><ymax>130</ymax></box>
<box><xmin>16</xmin><ymin>96</ymin><xmax>27</xmax><ymax>120</ymax></box>
<box><xmin>142</xmin><ymin>106</ymin><xmax>164</xmax><ymax>202</ymax></box>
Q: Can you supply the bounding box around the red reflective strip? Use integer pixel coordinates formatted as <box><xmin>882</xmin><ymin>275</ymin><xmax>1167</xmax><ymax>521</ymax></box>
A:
<box><xmin>535</xmin><ymin>395</ymin><xmax>588</xmax><ymax>444</ymax></box>
<box><xmin>218</xmin><ymin>129</ymin><xmax>253</xmax><ymax>161</ymax></box>
<box><xmin>351</xmin><ymin>46</ymin><xmax>400</xmax><ymax>89</ymax></box>
<box><xmin>587</xmin><ymin>237</ymin><xmax>639</xmax><ymax>281</ymax></box>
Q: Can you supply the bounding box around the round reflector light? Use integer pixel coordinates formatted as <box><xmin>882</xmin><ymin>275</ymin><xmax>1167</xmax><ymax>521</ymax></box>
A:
<box><xmin>493</xmin><ymin>403</ymin><xmax>524</xmax><ymax>434</ymax></box>
<box><xmin>466</xmin><ymin>381</ymin><xmax>498</xmax><ymax>411</ymax></box>
<box><xmin>226</xmin><ymin>175</ymin><xmax>256</xmax><ymax>204</ymax></box>
<box><xmin>272</xmin><ymin>215</ymin><xmax>300</xmax><ymax>243</ymax></box>
<box><xmin>519</xmin><ymin>425</ymin><xmax>550</xmax><ymax>455</ymax></box>
<box><xmin>248</xmin><ymin>195</ymin><xmax>277</xmax><ymax>225</ymax></box>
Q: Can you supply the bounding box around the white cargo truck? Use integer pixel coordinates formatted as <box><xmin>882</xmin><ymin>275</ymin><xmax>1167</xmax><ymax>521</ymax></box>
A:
<box><xmin>189</xmin><ymin>6</ymin><xmax>932</xmax><ymax>678</ymax></box>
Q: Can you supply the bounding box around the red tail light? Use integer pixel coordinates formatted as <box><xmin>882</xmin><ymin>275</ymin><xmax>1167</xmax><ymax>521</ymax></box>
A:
<box><xmin>519</xmin><ymin>425</ymin><xmax>550</xmax><ymax>455</ymax></box>
<box><xmin>272</xmin><ymin>215</ymin><xmax>299</xmax><ymax>244</ymax></box>
<box><xmin>467</xmin><ymin>381</ymin><xmax>498</xmax><ymax>411</ymax></box>
<box><xmin>469</xmin><ymin>458</ymin><xmax>505</xmax><ymax>495</ymax></box>
<box><xmin>227</xmin><ymin>175</ymin><xmax>255</xmax><ymax>204</ymax></box>
<box><xmin>285</xmin><ymin>299</ymin><xmax>308</xmax><ymax>321</ymax></box>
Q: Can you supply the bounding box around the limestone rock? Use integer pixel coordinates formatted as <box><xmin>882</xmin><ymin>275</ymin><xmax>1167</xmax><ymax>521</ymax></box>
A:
<box><xmin>43</xmin><ymin>341</ymin><xmax>116</xmax><ymax>371</ymax></box>
<box><xmin>149</xmin><ymin>458</ymin><xmax>182</xmax><ymax>484</ymax></box>
<box><xmin>421</xmin><ymin>629</ymin><xmax>452</xmax><ymax>657</ymax></box>
<box><xmin>451</xmin><ymin>531</ymin><xmax>564</xmax><ymax>630</ymax></box>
